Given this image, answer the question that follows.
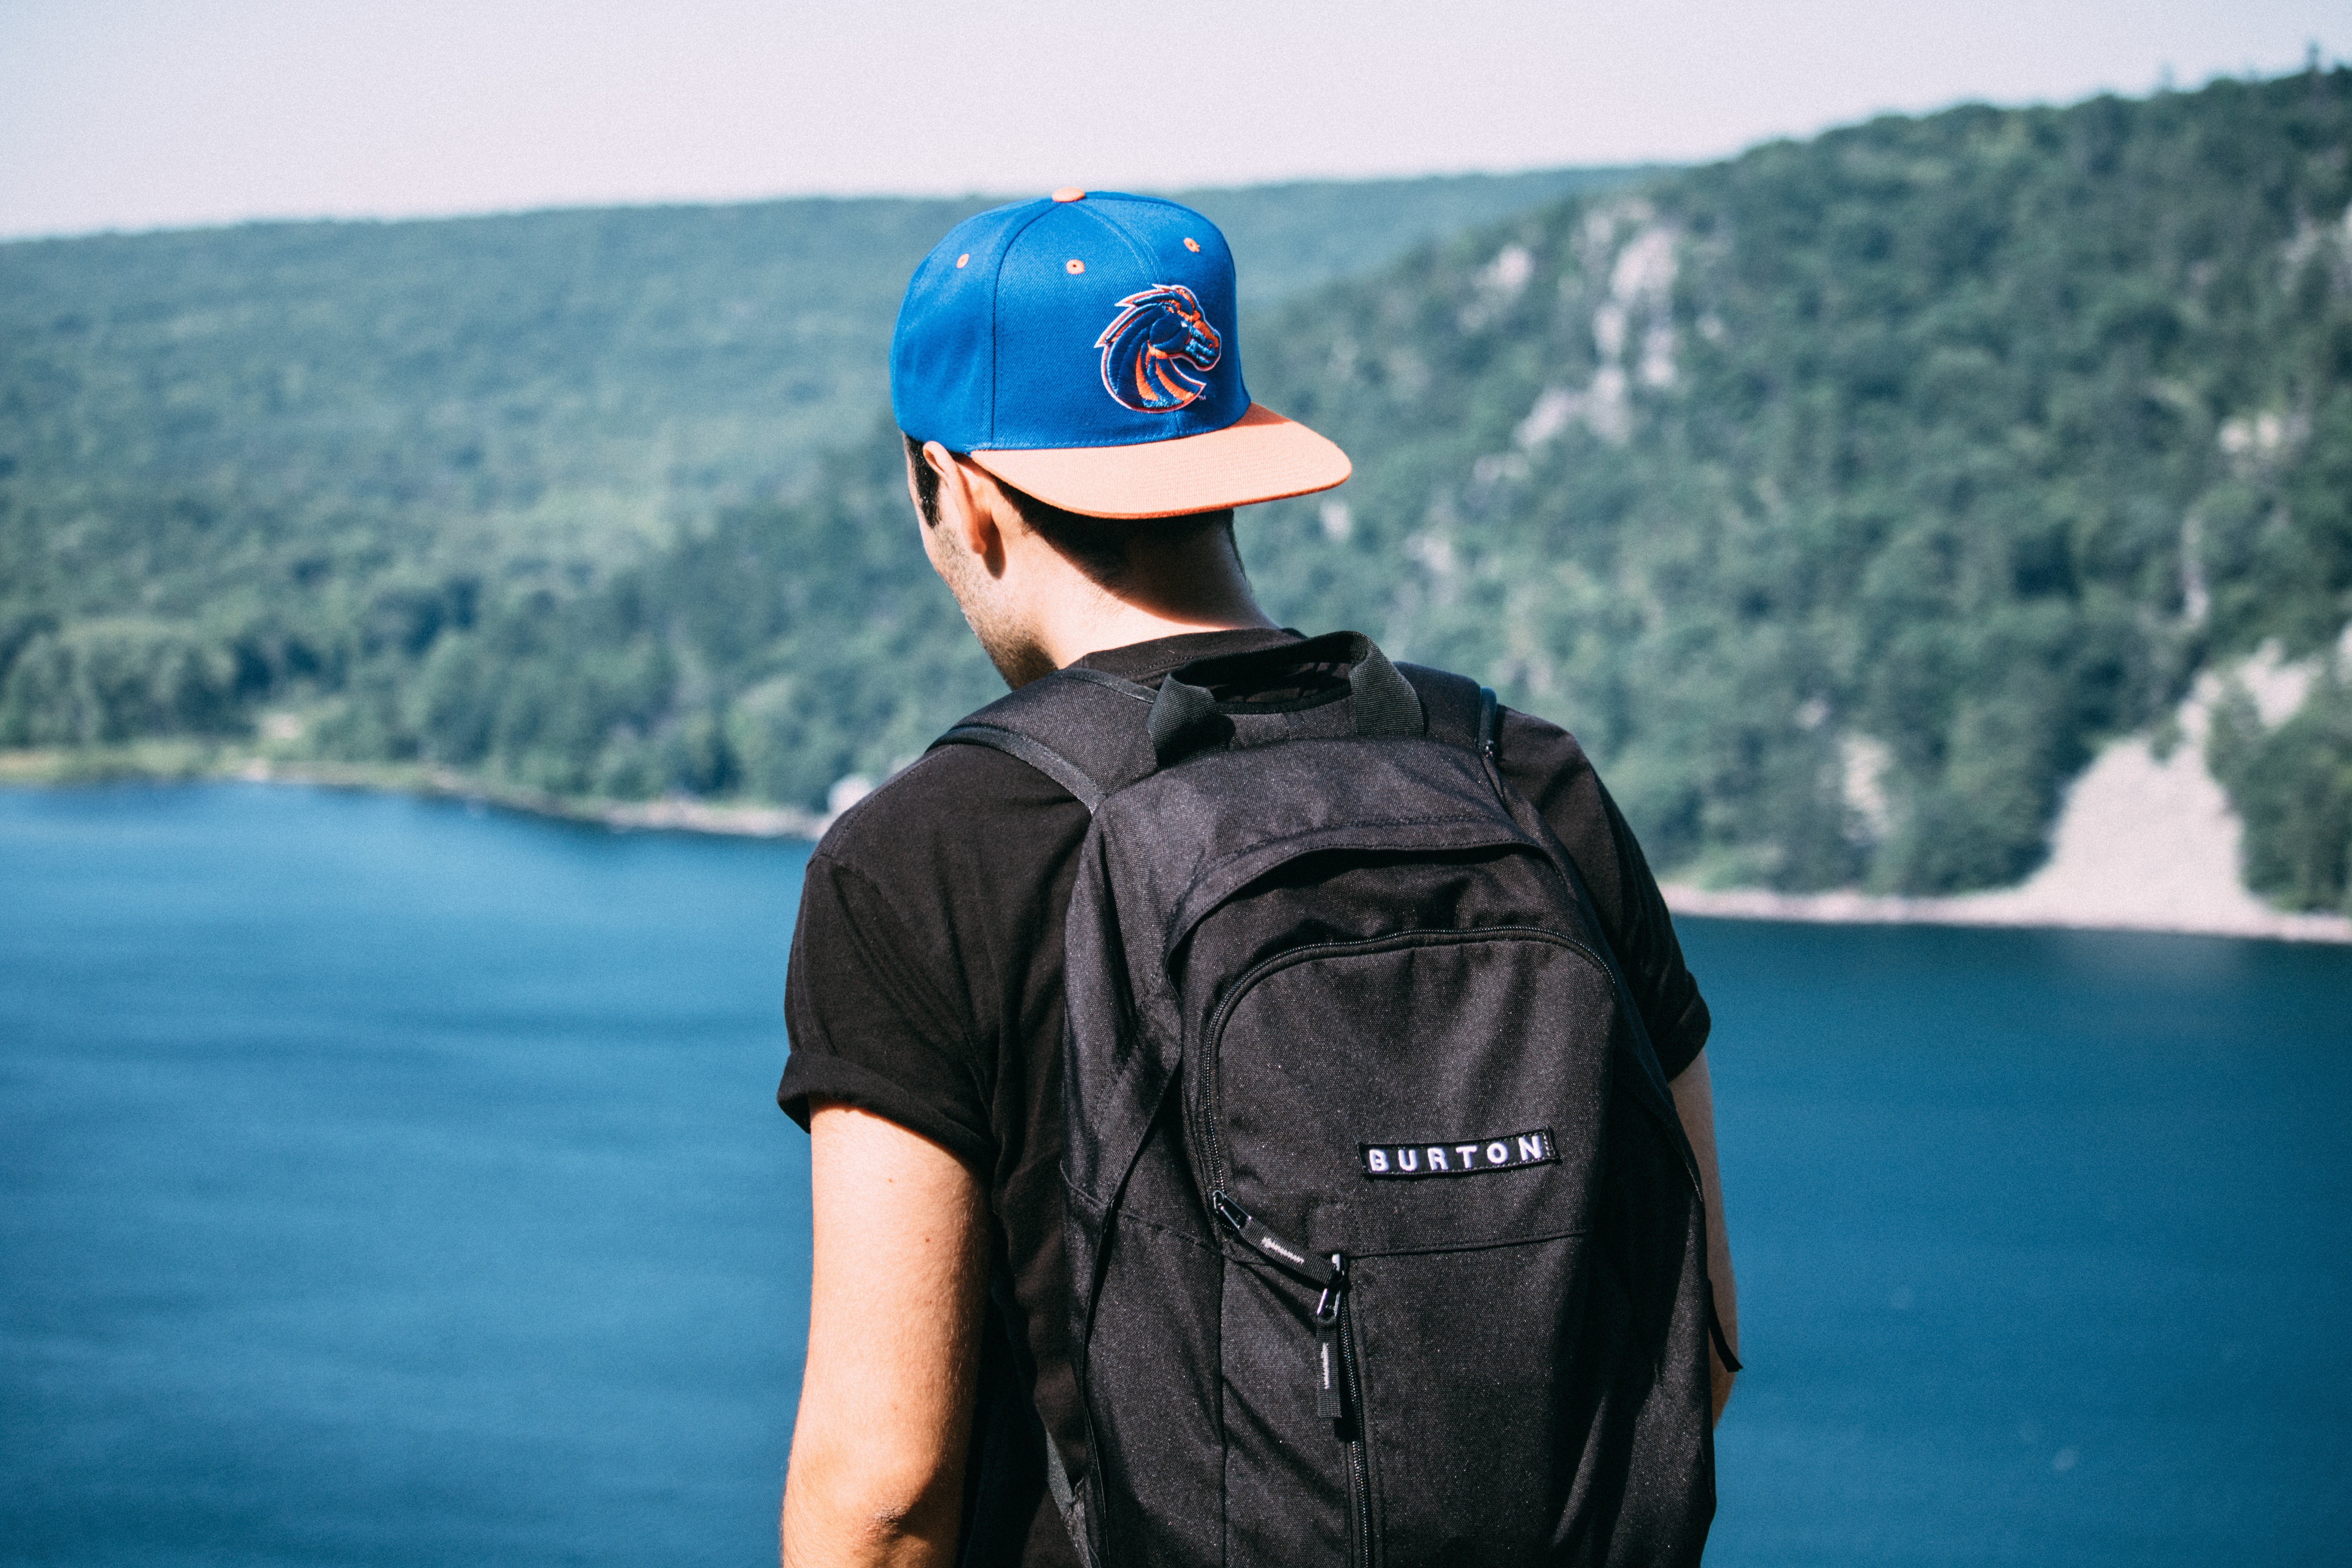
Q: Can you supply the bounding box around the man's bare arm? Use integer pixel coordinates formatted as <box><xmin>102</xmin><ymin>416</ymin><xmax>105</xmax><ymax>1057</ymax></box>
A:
<box><xmin>1668</xmin><ymin>1049</ymin><xmax>1739</xmax><ymax>1425</ymax></box>
<box><xmin>781</xmin><ymin>1103</ymin><xmax>989</xmax><ymax>1568</ymax></box>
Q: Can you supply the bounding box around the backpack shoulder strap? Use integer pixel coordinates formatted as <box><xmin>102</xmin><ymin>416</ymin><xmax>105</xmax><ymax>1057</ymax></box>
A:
<box><xmin>929</xmin><ymin>666</ymin><xmax>1160</xmax><ymax>813</ymax></box>
<box><xmin>1399</xmin><ymin>668</ymin><xmax>1703</xmax><ymax>1193</ymax></box>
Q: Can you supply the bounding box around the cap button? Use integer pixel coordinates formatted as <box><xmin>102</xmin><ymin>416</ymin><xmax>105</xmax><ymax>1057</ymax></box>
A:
<box><xmin>1051</xmin><ymin>187</ymin><xmax>1085</xmax><ymax>203</ymax></box>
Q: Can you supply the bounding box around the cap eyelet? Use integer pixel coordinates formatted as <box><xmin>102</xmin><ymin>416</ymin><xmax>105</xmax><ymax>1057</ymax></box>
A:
<box><xmin>1184</xmin><ymin>237</ymin><xmax>1201</xmax><ymax>252</ymax></box>
<box><xmin>955</xmin><ymin>253</ymin><xmax>969</xmax><ymax>268</ymax></box>
<box><xmin>1066</xmin><ymin>259</ymin><xmax>1085</xmax><ymax>274</ymax></box>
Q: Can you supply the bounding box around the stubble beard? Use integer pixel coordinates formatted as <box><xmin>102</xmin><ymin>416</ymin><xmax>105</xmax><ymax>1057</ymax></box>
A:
<box><xmin>935</xmin><ymin>538</ymin><xmax>1057</xmax><ymax>689</ymax></box>
<box><xmin>970</xmin><ymin>607</ymin><xmax>1058</xmax><ymax>690</ymax></box>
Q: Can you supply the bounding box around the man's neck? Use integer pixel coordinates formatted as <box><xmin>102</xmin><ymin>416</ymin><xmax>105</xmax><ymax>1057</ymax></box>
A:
<box><xmin>1035</xmin><ymin>596</ymin><xmax>1279</xmax><ymax>671</ymax></box>
<box><xmin>1024</xmin><ymin>528</ymin><xmax>1277</xmax><ymax>670</ymax></box>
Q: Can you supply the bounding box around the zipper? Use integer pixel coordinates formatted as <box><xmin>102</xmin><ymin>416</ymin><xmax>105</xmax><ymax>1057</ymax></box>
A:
<box><xmin>1209</xmin><ymin>1206</ymin><xmax>1370</xmax><ymax>1559</ymax></box>
<box><xmin>1337</xmin><ymin>1274</ymin><xmax>1376</xmax><ymax>1568</ymax></box>
<box><xmin>1304</xmin><ymin>1245</ymin><xmax>1374</xmax><ymax>1567</ymax></box>
<box><xmin>1312</xmin><ymin>1256</ymin><xmax>1348</xmax><ymax>1420</ymax></box>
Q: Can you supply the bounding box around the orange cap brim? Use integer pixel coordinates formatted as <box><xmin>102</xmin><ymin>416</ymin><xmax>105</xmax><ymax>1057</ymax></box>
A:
<box><xmin>969</xmin><ymin>404</ymin><xmax>1350</xmax><ymax>520</ymax></box>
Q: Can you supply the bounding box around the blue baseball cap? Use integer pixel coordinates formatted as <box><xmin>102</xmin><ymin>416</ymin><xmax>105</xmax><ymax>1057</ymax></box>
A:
<box><xmin>890</xmin><ymin>188</ymin><xmax>1350</xmax><ymax>519</ymax></box>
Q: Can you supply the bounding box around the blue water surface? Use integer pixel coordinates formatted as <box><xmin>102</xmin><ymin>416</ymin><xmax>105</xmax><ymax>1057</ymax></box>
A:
<box><xmin>2</xmin><ymin>782</ymin><xmax>2347</xmax><ymax>1565</ymax></box>
<box><xmin>3</xmin><ymin>784</ymin><xmax>811</xmax><ymax>1566</ymax></box>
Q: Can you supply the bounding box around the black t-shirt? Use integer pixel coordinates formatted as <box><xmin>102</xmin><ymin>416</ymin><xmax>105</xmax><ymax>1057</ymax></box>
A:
<box><xmin>778</xmin><ymin>627</ymin><xmax>1710</xmax><ymax>1564</ymax></box>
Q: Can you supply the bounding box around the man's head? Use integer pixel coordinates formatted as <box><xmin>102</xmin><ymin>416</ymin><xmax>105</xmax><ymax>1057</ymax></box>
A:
<box><xmin>889</xmin><ymin>190</ymin><xmax>1350</xmax><ymax>683</ymax></box>
<box><xmin>901</xmin><ymin>433</ymin><xmax>1245</xmax><ymax>687</ymax></box>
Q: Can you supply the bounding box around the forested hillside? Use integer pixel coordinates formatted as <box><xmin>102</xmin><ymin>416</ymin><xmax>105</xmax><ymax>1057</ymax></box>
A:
<box><xmin>0</xmin><ymin>168</ymin><xmax>1627</xmax><ymax>565</ymax></box>
<box><xmin>0</xmin><ymin>166</ymin><xmax>1632</xmax><ymax>801</ymax></box>
<box><xmin>1238</xmin><ymin>69</ymin><xmax>2352</xmax><ymax>902</ymax></box>
<box><xmin>5</xmin><ymin>74</ymin><xmax>2350</xmax><ymax>909</ymax></box>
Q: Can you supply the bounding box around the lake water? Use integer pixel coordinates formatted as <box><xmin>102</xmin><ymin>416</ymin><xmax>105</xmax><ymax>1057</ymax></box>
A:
<box><xmin>3</xmin><ymin>783</ymin><xmax>2346</xmax><ymax>1565</ymax></box>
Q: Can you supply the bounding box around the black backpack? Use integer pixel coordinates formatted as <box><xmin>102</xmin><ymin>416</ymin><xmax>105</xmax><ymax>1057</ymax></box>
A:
<box><xmin>936</xmin><ymin>632</ymin><xmax>1728</xmax><ymax>1568</ymax></box>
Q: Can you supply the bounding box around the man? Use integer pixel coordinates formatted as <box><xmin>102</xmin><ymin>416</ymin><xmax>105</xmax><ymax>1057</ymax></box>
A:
<box><xmin>778</xmin><ymin>190</ymin><xmax>1736</xmax><ymax>1568</ymax></box>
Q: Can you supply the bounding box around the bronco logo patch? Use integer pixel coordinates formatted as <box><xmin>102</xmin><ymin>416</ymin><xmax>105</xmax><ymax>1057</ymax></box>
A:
<box><xmin>1095</xmin><ymin>284</ymin><xmax>1222</xmax><ymax>412</ymax></box>
<box><xmin>1362</xmin><ymin>1129</ymin><xmax>1557</xmax><ymax>1179</ymax></box>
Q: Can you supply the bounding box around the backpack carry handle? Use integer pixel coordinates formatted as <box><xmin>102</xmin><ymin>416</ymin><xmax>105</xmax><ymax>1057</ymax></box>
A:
<box><xmin>1345</xmin><ymin>637</ymin><xmax>1425</xmax><ymax>738</ymax></box>
<box><xmin>1146</xmin><ymin>672</ymin><xmax>1227</xmax><ymax>764</ymax></box>
<box><xmin>1147</xmin><ymin>631</ymin><xmax>1425</xmax><ymax>765</ymax></box>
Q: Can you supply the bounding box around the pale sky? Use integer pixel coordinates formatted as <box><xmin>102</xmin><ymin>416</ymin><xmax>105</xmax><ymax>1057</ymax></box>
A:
<box><xmin>1</xmin><ymin>0</ymin><xmax>2341</xmax><ymax>240</ymax></box>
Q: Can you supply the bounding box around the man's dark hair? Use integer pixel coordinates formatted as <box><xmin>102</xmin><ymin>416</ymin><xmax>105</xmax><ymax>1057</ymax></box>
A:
<box><xmin>903</xmin><ymin>434</ymin><xmax>1236</xmax><ymax>588</ymax></box>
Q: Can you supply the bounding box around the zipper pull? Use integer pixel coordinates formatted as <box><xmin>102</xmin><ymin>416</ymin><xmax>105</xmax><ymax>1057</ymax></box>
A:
<box><xmin>1313</xmin><ymin>1253</ymin><xmax>1348</xmax><ymax>1420</ymax></box>
<box><xmin>1212</xmin><ymin>1190</ymin><xmax>1251</xmax><ymax>1236</ymax></box>
<box><xmin>1212</xmin><ymin>1190</ymin><xmax>1325</xmax><ymax>1283</ymax></box>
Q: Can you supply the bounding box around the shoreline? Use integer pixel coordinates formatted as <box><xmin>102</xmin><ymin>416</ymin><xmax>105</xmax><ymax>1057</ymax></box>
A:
<box><xmin>6</xmin><ymin>747</ymin><xmax>2347</xmax><ymax>946</ymax></box>
<box><xmin>0</xmin><ymin>748</ymin><xmax>832</xmax><ymax>841</ymax></box>
<box><xmin>254</xmin><ymin>759</ymin><xmax>838</xmax><ymax>840</ymax></box>
<box><xmin>1657</xmin><ymin>883</ymin><xmax>2352</xmax><ymax>945</ymax></box>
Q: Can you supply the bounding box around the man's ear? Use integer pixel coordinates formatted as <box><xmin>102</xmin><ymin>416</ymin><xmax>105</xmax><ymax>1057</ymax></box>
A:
<box><xmin>922</xmin><ymin>442</ymin><xmax>1008</xmax><ymax>575</ymax></box>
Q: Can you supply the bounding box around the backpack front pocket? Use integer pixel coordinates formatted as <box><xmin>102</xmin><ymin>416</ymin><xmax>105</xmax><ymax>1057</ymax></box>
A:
<box><xmin>1195</xmin><ymin>927</ymin><xmax>1625</xmax><ymax>1566</ymax></box>
<box><xmin>1196</xmin><ymin>926</ymin><xmax>1618</xmax><ymax>1259</ymax></box>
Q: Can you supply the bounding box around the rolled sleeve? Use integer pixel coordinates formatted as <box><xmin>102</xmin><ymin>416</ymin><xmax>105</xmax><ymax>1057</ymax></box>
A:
<box><xmin>779</xmin><ymin>849</ymin><xmax>995</xmax><ymax>1171</ymax></box>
